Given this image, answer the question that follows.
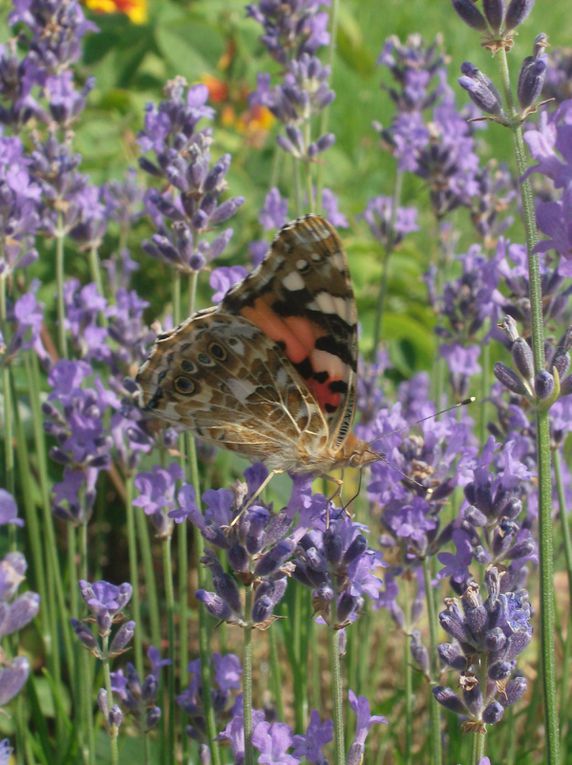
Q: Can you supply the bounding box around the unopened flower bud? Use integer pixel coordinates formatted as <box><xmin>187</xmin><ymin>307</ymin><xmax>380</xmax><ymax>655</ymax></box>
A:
<box><xmin>71</xmin><ymin>618</ymin><xmax>99</xmax><ymax>654</ymax></box>
<box><xmin>433</xmin><ymin>686</ymin><xmax>466</xmax><ymax>714</ymax></box>
<box><xmin>483</xmin><ymin>700</ymin><xmax>505</xmax><ymax>724</ymax></box>
<box><xmin>560</xmin><ymin>375</ymin><xmax>572</xmax><ymax>396</ymax></box>
<box><xmin>343</xmin><ymin>534</ymin><xmax>367</xmax><ymax>565</ymax></box>
<box><xmin>196</xmin><ymin>590</ymin><xmax>232</xmax><ymax>621</ymax></box>
<box><xmin>533</xmin><ymin>33</ymin><xmax>549</xmax><ymax>57</ymax></box>
<box><xmin>145</xmin><ymin>705</ymin><xmax>161</xmax><ymax>731</ymax></box>
<box><xmin>452</xmin><ymin>0</ymin><xmax>487</xmax><ymax>30</ymax></box>
<box><xmin>458</xmin><ymin>63</ymin><xmax>503</xmax><ymax>116</ymax></box>
<box><xmin>438</xmin><ymin>642</ymin><xmax>468</xmax><ymax>670</ymax></box>
<box><xmin>109</xmin><ymin>620</ymin><xmax>136</xmax><ymax>655</ymax></box>
<box><xmin>505</xmin><ymin>0</ymin><xmax>535</xmax><ymax>32</ymax></box>
<box><xmin>502</xmin><ymin>676</ymin><xmax>527</xmax><ymax>706</ymax></box>
<box><xmin>483</xmin><ymin>0</ymin><xmax>505</xmax><ymax>31</ymax></box>
<box><xmin>493</xmin><ymin>362</ymin><xmax>528</xmax><ymax>395</ymax></box>
<box><xmin>534</xmin><ymin>370</ymin><xmax>554</xmax><ymax>400</ymax></box>
<box><xmin>410</xmin><ymin>630</ymin><xmax>430</xmax><ymax>674</ymax></box>
<box><xmin>511</xmin><ymin>337</ymin><xmax>534</xmax><ymax>381</ymax></box>
<box><xmin>517</xmin><ymin>56</ymin><xmax>547</xmax><ymax>109</ymax></box>
<box><xmin>324</xmin><ymin>529</ymin><xmax>343</xmax><ymax>565</ymax></box>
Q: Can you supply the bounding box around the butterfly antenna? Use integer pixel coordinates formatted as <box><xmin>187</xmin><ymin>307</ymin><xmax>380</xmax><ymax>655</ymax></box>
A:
<box><xmin>379</xmin><ymin>396</ymin><xmax>476</xmax><ymax>440</ymax></box>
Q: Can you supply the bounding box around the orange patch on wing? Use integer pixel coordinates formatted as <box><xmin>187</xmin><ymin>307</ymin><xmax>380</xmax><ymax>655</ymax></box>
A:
<box><xmin>241</xmin><ymin>299</ymin><xmax>323</xmax><ymax>364</ymax></box>
<box><xmin>308</xmin><ymin>378</ymin><xmax>341</xmax><ymax>412</ymax></box>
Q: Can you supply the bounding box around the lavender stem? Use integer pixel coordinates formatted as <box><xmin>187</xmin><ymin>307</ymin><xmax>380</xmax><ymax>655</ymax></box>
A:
<box><xmin>125</xmin><ymin>474</ymin><xmax>144</xmax><ymax>675</ymax></box>
<box><xmin>161</xmin><ymin>536</ymin><xmax>176</xmax><ymax>763</ymax></box>
<box><xmin>328</xmin><ymin>619</ymin><xmax>345</xmax><ymax>765</ymax></box>
<box><xmin>55</xmin><ymin>216</ymin><xmax>68</xmax><ymax>358</ymax></box>
<box><xmin>496</xmin><ymin>46</ymin><xmax>559</xmax><ymax>765</ymax></box>
<box><xmin>423</xmin><ymin>557</ymin><xmax>443</xmax><ymax>765</ymax></box>
<box><xmin>244</xmin><ymin>585</ymin><xmax>255</xmax><ymax>765</ymax></box>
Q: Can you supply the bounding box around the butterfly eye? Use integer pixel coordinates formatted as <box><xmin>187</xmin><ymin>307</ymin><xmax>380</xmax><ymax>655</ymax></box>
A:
<box><xmin>181</xmin><ymin>359</ymin><xmax>196</xmax><ymax>373</ymax></box>
<box><xmin>174</xmin><ymin>376</ymin><xmax>196</xmax><ymax>395</ymax></box>
<box><xmin>208</xmin><ymin>343</ymin><xmax>227</xmax><ymax>361</ymax></box>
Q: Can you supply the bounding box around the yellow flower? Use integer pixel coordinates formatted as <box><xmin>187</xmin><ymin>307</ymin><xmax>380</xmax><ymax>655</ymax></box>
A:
<box><xmin>84</xmin><ymin>0</ymin><xmax>147</xmax><ymax>24</ymax></box>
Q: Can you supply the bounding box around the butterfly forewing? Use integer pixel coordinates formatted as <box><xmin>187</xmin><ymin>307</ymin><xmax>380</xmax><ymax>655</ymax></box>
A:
<box><xmin>222</xmin><ymin>215</ymin><xmax>358</xmax><ymax>451</ymax></box>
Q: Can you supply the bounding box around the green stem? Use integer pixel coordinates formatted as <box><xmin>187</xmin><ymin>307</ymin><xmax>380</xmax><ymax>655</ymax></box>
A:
<box><xmin>371</xmin><ymin>170</ymin><xmax>404</xmax><ymax>355</ymax></box>
<box><xmin>404</xmin><ymin>631</ymin><xmax>413</xmax><ymax>765</ymax></box>
<box><xmin>423</xmin><ymin>558</ymin><xmax>443</xmax><ymax>765</ymax></box>
<box><xmin>102</xmin><ymin>635</ymin><xmax>119</xmax><ymax>765</ymax></box>
<box><xmin>269</xmin><ymin>626</ymin><xmax>285</xmax><ymax>721</ymax></box>
<box><xmin>135</xmin><ymin>507</ymin><xmax>161</xmax><ymax>648</ymax></box>
<box><xmin>189</xmin><ymin>438</ymin><xmax>221</xmax><ymax>765</ymax></box>
<box><xmin>328</xmin><ymin>622</ymin><xmax>345</xmax><ymax>765</ymax></box>
<box><xmin>89</xmin><ymin>244</ymin><xmax>106</xmax><ymax>304</ymax></box>
<box><xmin>552</xmin><ymin>448</ymin><xmax>572</xmax><ymax>756</ymax></box>
<box><xmin>55</xmin><ymin>221</ymin><xmax>68</xmax><ymax>358</ymax></box>
<box><xmin>0</xmin><ymin>276</ymin><xmax>15</xmax><ymax>496</ymax></box>
<box><xmin>471</xmin><ymin>731</ymin><xmax>485</xmax><ymax>765</ymax></box>
<box><xmin>244</xmin><ymin>586</ymin><xmax>255</xmax><ymax>765</ymax></box>
<box><xmin>78</xmin><ymin>522</ymin><xmax>95</xmax><ymax>764</ymax></box>
<box><xmin>497</xmin><ymin>47</ymin><xmax>559</xmax><ymax>765</ymax></box>
<box><xmin>316</xmin><ymin>0</ymin><xmax>340</xmax><ymax>204</ymax></box>
<box><xmin>125</xmin><ymin>474</ymin><xmax>144</xmax><ymax>675</ymax></box>
<box><xmin>162</xmin><ymin>536</ymin><xmax>176</xmax><ymax>765</ymax></box>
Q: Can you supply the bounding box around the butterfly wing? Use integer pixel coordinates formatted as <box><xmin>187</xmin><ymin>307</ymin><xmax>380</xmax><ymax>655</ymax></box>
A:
<box><xmin>222</xmin><ymin>214</ymin><xmax>358</xmax><ymax>451</ymax></box>
<box><xmin>136</xmin><ymin>309</ymin><xmax>330</xmax><ymax>470</ymax></box>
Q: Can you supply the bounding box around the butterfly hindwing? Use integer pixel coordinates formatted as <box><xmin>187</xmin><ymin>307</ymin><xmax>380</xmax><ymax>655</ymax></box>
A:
<box><xmin>222</xmin><ymin>215</ymin><xmax>358</xmax><ymax>449</ymax></box>
<box><xmin>136</xmin><ymin>309</ymin><xmax>330</xmax><ymax>469</ymax></box>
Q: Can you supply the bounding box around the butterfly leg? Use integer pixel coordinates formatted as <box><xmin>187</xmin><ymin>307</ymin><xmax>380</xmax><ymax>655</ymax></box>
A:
<box><xmin>228</xmin><ymin>468</ymin><xmax>284</xmax><ymax>528</ymax></box>
<box><xmin>321</xmin><ymin>473</ymin><xmax>346</xmax><ymax>528</ymax></box>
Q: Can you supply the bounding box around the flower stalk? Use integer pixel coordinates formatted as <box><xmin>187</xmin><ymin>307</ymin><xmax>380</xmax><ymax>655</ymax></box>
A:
<box><xmin>496</xmin><ymin>46</ymin><xmax>559</xmax><ymax>765</ymax></box>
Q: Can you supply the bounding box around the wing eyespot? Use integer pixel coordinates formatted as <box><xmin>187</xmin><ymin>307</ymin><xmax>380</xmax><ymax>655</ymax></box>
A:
<box><xmin>197</xmin><ymin>352</ymin><xmax>214</xmax><ymax>366</ymax></box>
<box><xmin>209</xmin><ymin>342</ymin><xmax>227</xmax><ymax>361</ymax></box>
<box><xmin>173</xmin><ymin>376</ymin><xmax>196</xmax><ymax>395</ymax></box>
<box><xmin>181</xmin><ymin>359</ymin><xmax>197</xmax><ymax>373</ymax></box>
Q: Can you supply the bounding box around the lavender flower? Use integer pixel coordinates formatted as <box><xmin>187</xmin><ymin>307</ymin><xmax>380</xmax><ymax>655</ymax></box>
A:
<box><xmin>111</xmin><ymin>655</ymin><xmax>162</xmax><ymax>733</ymax></box>
<box><xmin>291</xmin><ymin>710</ymin><xmax>332</xmax><ymax>764</ymax></box>
<box><xmin>378</xmin><ymin>34</ymin><xmax>446</xmax><ymax>113</ymax></box>
<box><xmin>133</xmin><ymin>463</ymin><xmax>183</xmax><ymax>538</ymax></box>
<box><xmin>0</xmin><ymin>552</ymin><xmax>40</xmax><ymax>638</ymax></box>
<box><xmin>347</xmin><ymin>691</ymin><xmax>387</xmax><ymax>765</ymax></box>
<box><xmin>292</xmin><ymin>509</ymin><xmax>383</xmax><ymax>628</ymax></box>
<box><xmin>362</xmin><ymin>196</ymin><xmax>418</xmax><ymax>250</ymax></box>
<box><xmin>0</xmin><ymin>490</ymin><xmax>24</xmax><ymax>527</ymax></box>
<box><xmin>178</xmin><ymin>653</ymin><xmax>241</xmax><ymax>743</ymax></box>
<box><xmin>73</xmin><ymin>580</ymin><xmax>134</xmax><ymax>660</ymax></box>
<box><xmin>139</xmin><ymin>79</ymin><xmax>243</xmax><ymax>273</ymax></box>
<box><xmin>246</xmin><ymin>0</ymin><xmax>330</xmax><ymax>66</ymax></box>
<box><xmin>434</xmin><ymin>567</ymin><xmax>531</xmax><ymax>729</ymax></box>
<box><xmin>43</xmin><ymin>359</ymin><xmax>115</xmax><ymax>524</ymax></box>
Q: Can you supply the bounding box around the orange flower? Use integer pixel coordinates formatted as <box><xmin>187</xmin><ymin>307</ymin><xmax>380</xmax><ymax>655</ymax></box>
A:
<box><xmin>84</xmin><ymin>0</ymin><xmax>147</xmax><ymax>24</ymax></box>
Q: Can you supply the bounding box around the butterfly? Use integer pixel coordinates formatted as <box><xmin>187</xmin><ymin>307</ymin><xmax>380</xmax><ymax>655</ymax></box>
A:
<box><xmin>136</xmin><ymin>214</ymin><xmax>379</xmax><ymax>478</ymax></box>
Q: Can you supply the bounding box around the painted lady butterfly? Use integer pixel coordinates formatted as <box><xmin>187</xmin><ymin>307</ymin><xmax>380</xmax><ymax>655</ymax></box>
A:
<box><xmin>136</xmin><ymin>215</ymin><xmax>379</xmax><ymax>476</ymax></box>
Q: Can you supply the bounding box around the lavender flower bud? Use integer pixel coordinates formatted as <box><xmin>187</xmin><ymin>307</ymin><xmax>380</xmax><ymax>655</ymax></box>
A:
<box><xmin>483</xmin><ymin>0</ymin><xmax>505</xmax><ymax>31</ymax></box>
<box><xmin>552</xmin><ymin>351</ymin><xmax>570</xmax><ymax>379</ymax></box>
<box><xmin>560</xmin><ymin>375</ymin><xmax>572</xmax><ymax>396</ymax></box>
<box><xmin>452</xmin><ymin>0</ymin><xmax>487</xmax><ymax>30</ymax></box>
<box><xmin>493</xmin><ymin>362</ymin><xmax>528</xmax><ymax>395</ymax></box>
<box><xmin>433</xmin><ymin>686</ymin><xmax>466</xmax><ymax>714</ymax></box>
<box><xmin>254</xmin><ymin>540</ymin><xmax>294</xmax><ymax>577</ymax></box>
<box><xmin>109</xmin><ymin>704</ymin><xmax>123</xmax><ymax>728</ymax></box>
<box><xmin>98</xmin><ymin>688</ymin><xmax>109</xmax><ymax>719</ymax></box>
<box><xmin>502</xmin><ymin>676</ymin><xmax>527</xmax><ymax>706</ymax></box>
<box><xmin>439</xmin><ymin>606</ymin><xmax>469</xmax><ymax>644</ymax></box>
<box><xmin>324</xmin><ymin>529</ymin><xmax>343</xmax><ymax>565</ymax></box>
<box><xmin>485</xmin><ymin>627</ymin><xmax>507</xmax><ymax>652</ymax></box>
<box><xmin>483</xmin><ymin>700</ymin><xmax>504</xmax><ymax>724</ymax></box>
<box><xmin>410</xmin><ymin>630</ymin><xmax>430</xmax><ymax>674</ymax></box>
<box><xmin>196</xmin><ymin>590</ymin><xmax>232</xmax><ymax>621</ymax></box>
<box><xmin>146</xmin><ymin>705</ymin><xmax>161</xmax><ymax>731</ymax></box>
<box><xmin>109</xmin><ymin>620</ymin><xmax>136</xmax><ymax>655</ymax></box>
<box><xmin>489</xmin><ymin>660</ymin><xmax>513</xmax><ymax>680</ymax></box>
<box><xmin>228</xmin><ymin>544</ymin><xmax>248</xmax><ymax>572</ymax></box>
<box><xmin>71</xmin><ymin>618</ymin><xmax>99</xmax><ymax>653</ymax></box>
<box><xmin>213</xmin><ymin>572</ymin><xmax>241</xmax><ymax>614</ymax></box>
<box><xmin>461</xmin><ymin>675</ymin><xmax>483</xmax><ymax>715</ymax></box>
<box><xmin>252</xmin><ymin>594</ymin><xmax>274</xmax><ymax>623</ymax></box>
<box><xmin>438</xmin><ymin>642</ymin><xmax>467</xmax><ymax>670</ymax></box>
<box><xmin>503</xmin><ymin>497</ymin><xmax>522</xmax><ymax>520</ymax></box>
<box><xmin>337</xmin><ymin>592</ymin><xmax>359</xmax><ymax>624</ymax></box>
<box><xmin>511</xmin><ymin>337</ymin><xmax>534</xmax><ymax>381</ymax></box>
<box><xmin>517</xmin><ymin>56</ymin><xmax>547</xmax><ymax>109</ymax></box>
<box><xmin>459</xmin><ymin>63</ymin><xmax>504</xmax><ymax>116</ymax></box>
<box><xmin>343</xmin><ymin>534</ymin><xmax>367</xmax><ymax>565</ymax></box>
<box><xmin>505</xmin><ymin>0</ymin><xmax>535</xmax><ymax>31</ymax></box>
<box><xmin>534</xmin><ymin>370</ymin><xmax>554</xmax><ymax>400</ymax></box>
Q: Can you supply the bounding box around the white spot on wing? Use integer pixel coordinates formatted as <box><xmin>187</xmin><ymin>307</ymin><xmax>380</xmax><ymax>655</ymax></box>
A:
<box><xmin>282</xmin><ymin>270</ymin><xmax>306</xmax><ymax>291</ymax></box>
<box><xmin>311</xmin><ymin>348</ymin><xmax>347</xmax><ymax>380</ymax></box>
<box><xmin>227</xmin><ymin>378</ymin><xmax>257</xmax><ymax>403</ymax></box>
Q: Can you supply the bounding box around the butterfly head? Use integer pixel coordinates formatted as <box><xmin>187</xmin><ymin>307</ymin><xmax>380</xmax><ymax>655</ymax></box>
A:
<box><xmin>332</xmin><ymin>433</ymin><xmax>383</xmax><ymax>470</ymax></box>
